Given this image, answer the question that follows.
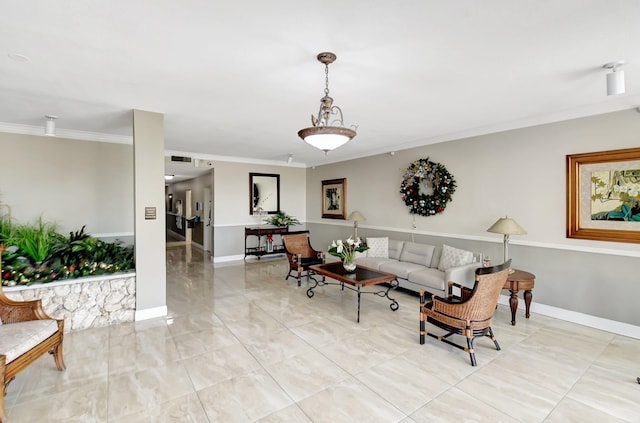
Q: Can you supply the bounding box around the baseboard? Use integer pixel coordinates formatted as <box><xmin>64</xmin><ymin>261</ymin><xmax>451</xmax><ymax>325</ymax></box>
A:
<box><xmin>135</xmin><ymin>305</ymin><xmax>168</xmax><ymax>321</ymax></box>
<box><xmin>213</xmin><ymin>254</ymin><xmax>245</xmax><ymax>263</ymax></box>
<box><xmin>498</xmin><ymin>294</ymin><xmax>640</xmax><ymax>340</ymax></box>
<box><xmin>213</xmin><ymin>253</ymin><xmax>285</xmax><ymax>263</ymax></box>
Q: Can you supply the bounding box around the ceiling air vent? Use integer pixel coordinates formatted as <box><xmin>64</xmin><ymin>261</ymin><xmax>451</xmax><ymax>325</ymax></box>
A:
<box><xmin>170</xmin><ymin>155</ymin><xmax>192</xmax><ymax>163</ymax></box>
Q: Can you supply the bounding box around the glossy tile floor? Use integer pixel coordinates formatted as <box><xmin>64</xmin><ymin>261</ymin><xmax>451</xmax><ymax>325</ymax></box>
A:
<box><xmin>5</xmin><ymin>245</ymin><xmax>640</xmax><ymax>422</ymax></box>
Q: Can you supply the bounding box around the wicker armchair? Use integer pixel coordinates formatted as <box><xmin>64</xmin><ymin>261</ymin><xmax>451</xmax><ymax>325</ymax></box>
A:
<box><xmin>282</xmin><ymin>232</ymin><xmax>324</xmax><ymax>287</ymax></box>
<box><xmin>419</xmin><ymin>259</ymin><xmax>511</xmax><ymax>366</ymax></box>
<box><xmin>0</xmin><ymin>246</ymin><xmax>66</xmax><ymax>422</ymax></box>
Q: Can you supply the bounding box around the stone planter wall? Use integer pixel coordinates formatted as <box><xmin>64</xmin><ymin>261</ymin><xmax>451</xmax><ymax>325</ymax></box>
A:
<box><xmin>3</xmin><ymin>272</ymin><xmax>136</xmax><ymax>332</ymax></box>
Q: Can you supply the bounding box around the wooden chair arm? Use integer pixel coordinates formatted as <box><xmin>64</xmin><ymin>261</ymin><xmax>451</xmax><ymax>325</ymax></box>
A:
<box><xmin>447</xmin><ymin>281</ymin><xmax>473</xmax><ymax>302</ymax></box>
<box><xmin>0</xmin><ymin>293</ymin><xmax>52</xmax><ymax>323</ymax></box>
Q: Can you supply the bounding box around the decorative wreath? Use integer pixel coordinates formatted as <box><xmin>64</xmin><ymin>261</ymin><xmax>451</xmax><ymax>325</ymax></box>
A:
<box><xmin>400</xmin><ymin>157</ymin><xmax>457</xmax><ymax>216</ymax></box>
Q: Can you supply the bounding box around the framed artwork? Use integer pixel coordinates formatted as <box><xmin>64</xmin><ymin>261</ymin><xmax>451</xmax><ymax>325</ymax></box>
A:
<box><xmin>566</xmin><ymin>147</ymin><xmax>640</xmax><ymax>243</ymax></box>
<box><xmin>322</xmin><ymin>178</ymin><xmax>346</xmax><ymax>219</ymax></box>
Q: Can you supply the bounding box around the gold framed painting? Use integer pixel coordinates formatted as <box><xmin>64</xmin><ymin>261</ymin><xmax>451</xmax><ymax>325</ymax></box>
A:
<box><xmin>322</xmin><ymin>178</ymin><xmax>346</xmax><ymax>219</ymax></box>
<box><xmin>566</xmin><ymin>147</ymin><xmax>640</xmax><ymax>243</ymax></box>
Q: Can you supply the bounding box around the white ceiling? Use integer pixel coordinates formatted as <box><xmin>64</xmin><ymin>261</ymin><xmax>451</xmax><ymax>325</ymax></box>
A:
<box><xmin>1</xmin><ymin>1</ymin><xmax>639</xmax><ymax>173</ymax></box>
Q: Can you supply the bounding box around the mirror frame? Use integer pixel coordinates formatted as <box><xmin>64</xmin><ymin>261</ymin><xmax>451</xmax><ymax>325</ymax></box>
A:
<box><xmin>249</xmin><ymin>172</ymin><xmax>280</xmax><ymax>215</ymax></box>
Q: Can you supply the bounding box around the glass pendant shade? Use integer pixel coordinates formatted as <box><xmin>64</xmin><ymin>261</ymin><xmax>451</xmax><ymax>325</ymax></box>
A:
<box><xmin>298</xmin><ymin>126</ymin><xmax>356</xmax><ymax>153</ymax></box>
<box><xmin>298</xmin><ymin>52</ymin><xmax>356</xmax><ymax>154</ymax></box>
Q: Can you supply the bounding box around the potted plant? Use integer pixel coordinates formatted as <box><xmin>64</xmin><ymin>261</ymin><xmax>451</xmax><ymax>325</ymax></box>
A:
<box><xmin>263</xmin><ymin>211</ymin><xmax>300</xmax><ymax>228</ymax></box>
<box><xmin>328</xmin><ymin>236</ymin><xmax>369</xmax><ymax>272</ymax></box>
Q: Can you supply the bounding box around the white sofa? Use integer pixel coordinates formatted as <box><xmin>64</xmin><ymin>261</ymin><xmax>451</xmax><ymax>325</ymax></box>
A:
<box><xmin>355</xmin><ymin>238</ymin><xmax>482</xmax><ymax>298</ymax></box>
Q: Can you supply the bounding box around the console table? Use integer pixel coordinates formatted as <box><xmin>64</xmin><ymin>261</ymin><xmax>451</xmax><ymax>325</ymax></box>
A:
<box><xmin>503</xmin><ymin>269</ymin><xmax>535</xmax><ymax>325</ymax></box>
<box><xmin>244</xmin><ymin>226</ymin><xmax>288</xmax><ymax>260</ymax></box>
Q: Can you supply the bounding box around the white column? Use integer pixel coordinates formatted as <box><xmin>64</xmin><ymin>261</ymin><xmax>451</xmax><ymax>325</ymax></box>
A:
<box><xmin>132</xmin><ymin>109</ymin><xmax>167</xmax><ymax>320</ymax></box>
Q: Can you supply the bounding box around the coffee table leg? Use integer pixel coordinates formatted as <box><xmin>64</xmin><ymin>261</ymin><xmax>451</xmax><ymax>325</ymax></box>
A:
<box><xmin>524</xmin><ymin>290</ymin><xmax>532</xmax><ymax>319</ymax></box>
<box><xmin>357</xmin><ymin>285</ymin><xmax>361</xmax><ymax>323</ymax></box>
<box><xmin>306</xmin><ymin>276</ymin><xmax>319</xmax><ymax>298</ymax></box>
<box><xmin>387</xmin><ymin>279</ymin><xmax>399</xmax><ymax>311</ymax></box>
<box><xmin>509</xmin><ymin>289</ymin><xmax>518</xmax><ymax>325</ymax></box>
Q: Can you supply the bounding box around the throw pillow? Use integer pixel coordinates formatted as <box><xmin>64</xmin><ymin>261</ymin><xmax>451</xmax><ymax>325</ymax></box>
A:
<box><xmin>366</xmin><ymin>237</ymin><xmax>389</xmax><ymax>258</ymax></box>
<box><xmin>354</xmin><ymin>250</ymin><xmax>368</xmax><ymax>259</ymax></box>
<box><xmin>437</xmin><ymin>244</ymin><xmax>475</xmax><ymax>271</ymax></box>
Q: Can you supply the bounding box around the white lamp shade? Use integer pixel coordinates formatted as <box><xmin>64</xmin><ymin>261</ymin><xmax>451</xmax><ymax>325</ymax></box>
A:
<box><xmin>487</xmin><ymin>217</ymin><xmax>527</xmax><ymax>235</ymax></box>
<box><xmin>607</xmin><ymin>70</ymin><xmax>625</xmax><ymax>96</ymax></box>
<box><xmin>303</xmin><ymin>133</ymin><xmax>350</xmax><ymax>152</ymax></box>
<box><xmin>44</xmin><ymin>116</ymin><xmax>56</xmax><ymax>136</ymax></box>
<box><xmin>348</xmin><ymin>211</ymin><xmax>366</xmax><ymax>222</ymax></box>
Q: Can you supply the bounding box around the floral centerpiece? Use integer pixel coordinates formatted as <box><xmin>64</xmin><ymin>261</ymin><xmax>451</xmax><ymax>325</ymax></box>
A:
<box><xmin>328</xmin><ymin>236</ymin><xmax>369</xmax><ymax>272</ymax></box>
<box><xmin>263</xmin><ymin>211</ymin><xmax>300</xmax><ymax>227</ymax></box>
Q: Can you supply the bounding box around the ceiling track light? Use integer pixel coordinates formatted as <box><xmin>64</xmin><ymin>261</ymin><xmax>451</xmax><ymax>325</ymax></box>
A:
<box><xmin>44</xmin><ymin>115</ymin><xmax>57</xmax><ymax>136</ymax></box>
<box><xmin>298</xmin><ymin>52</ymin><xmax>357</xmax><ymax>155</ymax></box>
<box><xmin>603</xmin><ymin>61</ymin><xmax>625</xmax><ymax>96</ymax></box>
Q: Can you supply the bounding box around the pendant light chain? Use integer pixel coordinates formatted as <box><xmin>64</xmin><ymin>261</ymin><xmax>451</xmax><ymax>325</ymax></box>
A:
<box><xmin>324</xmin><ymin>63</ymin><xmax>330</xmax><ymax>97</ymax></box>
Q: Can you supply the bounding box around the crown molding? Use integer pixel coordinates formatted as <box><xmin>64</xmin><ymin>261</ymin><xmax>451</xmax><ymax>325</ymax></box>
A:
<box><xmin>165</xmin><ymin>149</ymin><xmax>307</xmax><ymax>168</ymax></box>
<box><xmin>0</xmin><ymin>122</ymin><xmax>133</xmax><ymax>144</ymax></box>
<box><xmin>0</xmin><ymin>124</ymin><xmax>306</xmax><ymax>167</ymax></box>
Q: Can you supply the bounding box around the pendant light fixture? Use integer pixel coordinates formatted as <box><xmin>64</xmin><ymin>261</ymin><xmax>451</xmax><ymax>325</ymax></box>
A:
<box><xmin>298</xmin><ymin>52</ymin><xmax>356</xmax><ymax>154</ymax></box>
<box><xmin>603</xmin><ymin>61</ymin><xmax>625</xmax><ymax>96</ymax></box>
<box><xmin>44</xmin><ymin>115</ymin><xmax>57</xmax><ymax>136</ymax></box>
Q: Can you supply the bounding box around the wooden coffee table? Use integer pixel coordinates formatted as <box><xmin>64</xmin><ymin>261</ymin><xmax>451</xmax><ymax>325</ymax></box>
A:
<box><xmin>309</xmin><ymin>262</ymin><xmax>399</xmax><ymax>323</ymax></box>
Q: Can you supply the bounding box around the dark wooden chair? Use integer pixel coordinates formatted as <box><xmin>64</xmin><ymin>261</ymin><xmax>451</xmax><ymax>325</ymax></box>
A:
<box><xmin>282</xmin><ymin>232</ymin><xmax>324</xmax><ymax>287</ymax></box>
<box><xmin>0</xmin><ymin>246</ymin><xmax>66</xmax><ymax>422</ymax></box>
<box><xmin>419</xmin><ymin>259</ymin><xmax>511</xmax><ymax>366</ymax></box>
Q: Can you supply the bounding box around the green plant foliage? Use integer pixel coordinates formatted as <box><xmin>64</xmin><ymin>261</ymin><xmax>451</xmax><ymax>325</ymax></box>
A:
<box><xmin>13</xmin><ymin>217</ymin><xmax>57</xmax><ymax>263</ymax></box>
<box><xmin>0</xmin><ymin>217</ymin><xmax>13</xmax><ymax>245</ymax></box>
<box><xmin>263</xmin><ymin>211</ymin><xmax>300</xmax><ymax>227</ymax></box>
<box><xmin>1</xmin><ymin>222</ymin><xmax>134</xmax><ymax>286</ymax></box>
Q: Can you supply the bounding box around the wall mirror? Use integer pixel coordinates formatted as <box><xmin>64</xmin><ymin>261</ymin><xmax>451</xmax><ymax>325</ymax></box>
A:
<box><xmin>249</xmin><ymin>172</ymin><xmax>280</xmax><ymax>215</ymax></box>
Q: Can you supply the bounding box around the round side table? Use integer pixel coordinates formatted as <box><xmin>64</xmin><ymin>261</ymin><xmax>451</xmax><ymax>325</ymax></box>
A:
<box><xmin>503</xmin><ymin>269</ymin><xmax>535</xmax><ymax>325</ymax></box>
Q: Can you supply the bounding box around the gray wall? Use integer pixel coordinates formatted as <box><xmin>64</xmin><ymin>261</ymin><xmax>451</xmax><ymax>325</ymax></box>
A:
<box><xmin>305</xmin><ymin>109</ymin><xmax>640</xmax><ymax>326</ymax></box>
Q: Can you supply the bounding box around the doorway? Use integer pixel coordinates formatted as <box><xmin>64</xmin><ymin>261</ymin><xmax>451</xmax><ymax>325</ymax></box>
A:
<box><xmin>203</xmin><ymin>187</ymin><xmax>213</xmax><ymax>253</ymax></box>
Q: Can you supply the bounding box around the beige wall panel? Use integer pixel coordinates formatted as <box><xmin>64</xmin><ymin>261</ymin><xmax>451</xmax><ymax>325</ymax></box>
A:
<box><xmin>0</xmin><ymin>133</ymin><xmax>133</xmax><ymax>235</ymax></box>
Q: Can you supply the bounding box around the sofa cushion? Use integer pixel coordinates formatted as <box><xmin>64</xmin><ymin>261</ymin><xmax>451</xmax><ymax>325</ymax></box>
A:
<box><xmin>0</xmin><ymin>319</ymin><xmax>58</xmax><ymax>364</ymax></box>
<box><xmin>399</xmin><ymin>242</ymin><xmax>435</xmax><ymax>267</ymax></box>
<box><xmin>355</xmin><ymin>257</ymin><xmax>395</xmax><ymax>270</ymax></box>
<box><xmin>366</xmin><ymin>237</ymin><xmax>388</xmax><ymax>258</ymax></box>
<box><xmin>437</xmin><ymin>244</ymin><xmax>475</xmax><ymax>271</ymax></box>
<box><xmin>379</xmin><ymin>261</ymin><xmax>427</xmax><ymax>279</ymax></box>
<box><xmin>407</xmin><ymin>267</ymin><xmax>447</xmax><ymax>293</ymax></box>
<box><xmin>430</xmin><ymin>246</ymin><xmax>442</xmax><ymax>268</ymax></box>
<box><xmin>388</xmin><ymin>240</ymin><xmax>404</xmax><ymax>260</ymax></box>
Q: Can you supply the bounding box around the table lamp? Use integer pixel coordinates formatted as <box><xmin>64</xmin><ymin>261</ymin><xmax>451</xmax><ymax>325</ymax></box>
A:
<box><xmin>348</xmin><ymin>211</ymin><xmax>366</xmax><ymax>239</ymax></box>
<box><xmin>487</xmin><ymin>216</ymin><xmax>526</xmax><ymax>271</ymax></box>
